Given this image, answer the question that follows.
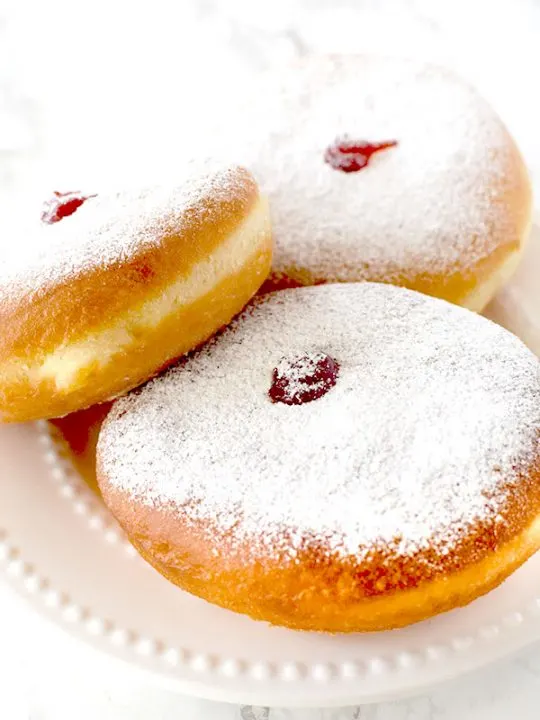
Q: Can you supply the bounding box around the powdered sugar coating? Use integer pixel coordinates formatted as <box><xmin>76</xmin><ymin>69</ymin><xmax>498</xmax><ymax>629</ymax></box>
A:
<box><xmin>99</xmin><ymin>284</ymin><xmax>540</xmax><ymax>564</ymax></box>
<box><xmin>0</xmin><ymin>162</ymin><xmax>247</xmax><ymax>300</ymax></box>
<box><xmin>208</xmin><ymin>55</ymin><xmax>524</xmax><ymax>284</ymax></box>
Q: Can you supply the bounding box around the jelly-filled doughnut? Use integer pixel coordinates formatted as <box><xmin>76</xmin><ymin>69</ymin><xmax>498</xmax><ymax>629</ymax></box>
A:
<box><xmin>98</xmin><ymin>283</ymin><xmax>540</xmax><ymax>633</ymax></box>
<box><xmin>0</xmin><ymin>165</ymin><xmax>272</xmax><ymax>422</ymax></box>
<box><xmin>213</xmin><ymin>55</ymin><xmax>532</xmax><ymax>309</ymax></box>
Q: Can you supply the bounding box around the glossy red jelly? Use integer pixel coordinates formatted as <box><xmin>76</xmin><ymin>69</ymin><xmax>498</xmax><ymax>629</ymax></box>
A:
<box><xmin>324</xmin><ymin>137</ymin><xmax>397</xmax><ymax>173</ymax></box>
<box><xmin>269</xmin><ymin>352</ymin><xmax>340</xmax><ymax>406</ymax></box>
<box><xmin>41</xmin><ymin>191</ymin><xmax>96</xmax><ymax>224</ymax></box>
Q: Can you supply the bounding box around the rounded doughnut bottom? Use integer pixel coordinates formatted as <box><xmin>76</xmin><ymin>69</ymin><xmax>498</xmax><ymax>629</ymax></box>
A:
<box><xmin>260</xmin><ymin>235</ymin><xmax>529</xmax><ymax>313</ymax></box>
<box><xmin>449</xmin><ymin>240</ymin><xmax>528</xmax><ymax>313</ymax></box>
<box><xmin>112</xmin><ymin>508</ymin><xmax>540</xmax><ymax>634</ymax></box>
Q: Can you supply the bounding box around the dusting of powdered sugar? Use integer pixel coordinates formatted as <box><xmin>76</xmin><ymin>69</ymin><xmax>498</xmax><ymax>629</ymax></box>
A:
<box><xmin>0</xmin><ymin>162</ymin><xmax>248</xmax><ymax>300</ymax></box>
<box><xmin>99</xmin><ymin>283</ymin><xmax>540</xmax><ymax>564</ymax></box>
<box><xmin>200</xmin><ymin>55</ymin><xmax>524</xmax><ymax>283</ymax></box>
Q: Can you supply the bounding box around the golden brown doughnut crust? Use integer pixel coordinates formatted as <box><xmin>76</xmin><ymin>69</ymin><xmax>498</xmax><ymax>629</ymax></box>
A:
<box><xmin>0</xmin><ymin>168</ymin><xmax>272</xmax><ymax>421</ymax></box>
<box><xmin>98</xmin><ymin>451</ymin><xmax>540</xmax><ymax>633</ymax></box>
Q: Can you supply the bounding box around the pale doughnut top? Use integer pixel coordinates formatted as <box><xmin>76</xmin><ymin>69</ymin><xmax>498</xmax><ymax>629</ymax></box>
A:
<box><xmin>0</xmin><ymin>163</ymin><xmax>247</xmax><ymax>299</ymax></box>
<box><xmin>210</xmin><ymin>55</ymin><xmax>523</xmax><ymax>283</ymax></box>
<box><xmin>99</xmin><ymin>284</ymin><xmax>540</xmax><ymax>564</ymax></box>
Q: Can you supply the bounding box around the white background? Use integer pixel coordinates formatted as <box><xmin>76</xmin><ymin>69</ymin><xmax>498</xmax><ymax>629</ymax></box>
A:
<box><xmin>1</xmin><ymin>0</ymin><xmax>540</xmax><ymax>717</ymax></box>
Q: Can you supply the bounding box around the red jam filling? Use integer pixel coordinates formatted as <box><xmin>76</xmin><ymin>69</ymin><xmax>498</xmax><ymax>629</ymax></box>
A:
<box><xmin>41</xmin><ymin>191</ymin><xmax>96</xmax><ymax>224</ymax></box>
<box><xmin>324</xmin><ymin>137</ymin><xmax>397</xmax><ymax>173</ymax></box>
<box><xmin>269</xmin><ymin>352</ymin><xmax>340</xmax><ymax>406</ymax></box>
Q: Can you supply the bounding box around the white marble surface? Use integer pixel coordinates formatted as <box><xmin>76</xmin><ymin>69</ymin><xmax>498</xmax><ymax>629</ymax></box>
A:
<box><xmin>1</xmin><ymin>0</ymin><xmax>540</xmax><ymax>717</ymax></box>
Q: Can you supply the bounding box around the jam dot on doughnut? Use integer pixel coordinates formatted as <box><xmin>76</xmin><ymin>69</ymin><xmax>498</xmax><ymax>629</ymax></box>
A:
<box><xmin>269</xmin><ymin>352</ymin><xmax>339</xmax><ymax>406</ymax></box>
<box><xmin>324</xmin><ymin>137</ymin><xmax>397</xmax><ymax>173</ymax></box>
<box><xmin>41</xmin><ymin>191</ymin><xmax>97</xmax><ymax>224</ymax></box>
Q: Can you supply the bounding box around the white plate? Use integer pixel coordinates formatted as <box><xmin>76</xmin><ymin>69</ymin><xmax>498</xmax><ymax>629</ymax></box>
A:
<box><xmin>0</xmin><ymin>221</ymin><xmax>539</xmax><ymax>708</ymax></box>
